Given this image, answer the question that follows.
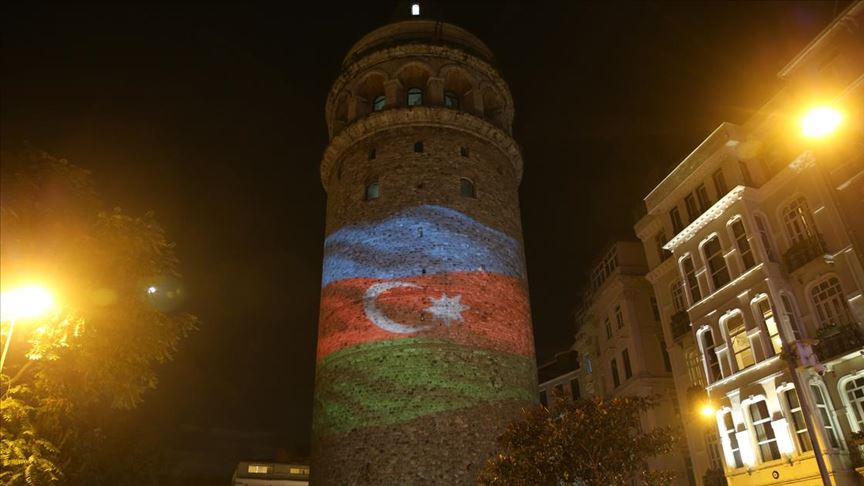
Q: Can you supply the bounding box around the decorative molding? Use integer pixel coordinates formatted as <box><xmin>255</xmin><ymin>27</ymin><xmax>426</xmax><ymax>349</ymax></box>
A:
<box><xmin>664</xmin><ymin>186</ymin><xmax>747</xmax><ymax>251</ymax></box>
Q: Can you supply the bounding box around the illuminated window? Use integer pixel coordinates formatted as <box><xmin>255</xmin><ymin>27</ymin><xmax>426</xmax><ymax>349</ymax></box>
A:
<box><xmin>782</xmin><ymin>197</ymin><xmax>814</xmax><ymax>244</ymax></box>
<box><xmin>810</xmin><ymin>276</ymin><xmax>852</xmax><ymax>328</ymax></box>
<box><xmin>444</xmin><ymin>91</ymin><xmax>460</xmax><ymax>109</ymax></box>
<box><xmin>248</xmin><ymin>465</ymin><xmax>272</xmax><ymax>474</ymax></box>
<box><xmin>749</xmin><ymin>400</ymin><xmax>780</xmax><ymax>461</ymax></box>
<box><xmin>783</xmin><ymin>388</ymin><xmax>812</xmax><ymax>452</ymax></box>
<box><xmin>459</xmin><ymin>178</ymin><xmax>476</xmax><ymax>198</ymax></box>
<box><xmin>729</xmin><ymin>219</ymin><xmax>755</xmax><ymax>270</ymax></box>
<box><xmin>726</xmin><ymin>314</ymin><xmax>754</xmax><ymax>371</ymax></box>
<box><xmin>685</xmin><ymin>347</ymin><xmax>705</xmax><ymax>387</ymax></box>
<box><xmin>365</xmin><ymin>181</ymin><xmax>380</xmax><ymax>201</ymax></box>
<box><xmin>700</xmin><ymin>329</ymin><xmax>721</xmax><ymax>382</ymax></box>
<box><xmin>722</xmin><ymin>411</ymin><xmax>743</xmax><ymax>468</ymax></box>
<box><xmin>681</xmin><ymin>256</ymin><xmax>701</xmax><ymax>303</ymax></box>
<box><xmin>670</xmin><ymin>206</ymin><xmax>684</xmax><ymax>233</ymax></box>
<box><xmin>622</xmin><ymin>348</ymin><xmax>632</xmax><ymax>379</ymax></box>
<box><xmin>755</xmin><ymin>297</ymin><xmax>782</xmax><ymax>355</ymax></box>
<box><xmin>713</xmin><ymin>168</ymin><xmax>728</xmax><ymax>196</ymax></box>
<box><xmin>414</xmin><ymin>141</ymin><xmax>424</xmax><ymax>153</ymax></box>
<box><xmin>671</xmin><ymin>280</ymin><xmax>686</xmax><ymax>313</ymax></box>
<box><xmin>703</xmin><ymin>236</ymin><xmax>730</xmax><ymax>289</ymax></box>
<box><xmin>407</xmin><ymin>87</ymin><xmax>423</xmax><ymax>106</ymax></box>
<box><xmin>611</xmin><ymin>358</ymin><xmax>620</xmax><ymax>388</ymax></box>
<box><xmin>843</xmin><ymin>376</ymin><xmax>864</xmax><ymax>430</ymax></box>
<box><xmin>810</xmin><ymin>384</ymin><xmax>841</xmax><ymax>449</ymax></box>
<box><xmin>372</xmin><ymin>95</ymin><xmax>386</xmax><ymax>111</ymax></box>
<box><xmin>411</xmin><ymin>3</ymin><xmax>420</xmax><ymax>15</ymax></box>
<box><xmin>615</xmin><ymin>305</ymin><xmax>624</xmax><ymax>329</ymax></box>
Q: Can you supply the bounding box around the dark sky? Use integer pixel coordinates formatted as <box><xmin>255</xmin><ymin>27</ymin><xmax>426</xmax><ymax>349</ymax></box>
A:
<box><xmin>1</xmin><ymin>0</ymin><xmax>847</xmax><ymax>480</ymax></box>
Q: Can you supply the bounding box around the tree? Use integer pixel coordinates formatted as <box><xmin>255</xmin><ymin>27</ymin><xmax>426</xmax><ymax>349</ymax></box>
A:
<box><xmin>0</xmin><ymin>148</ymin><xmax>198</xmax><ymax>485</ymax></box>
<box><xmin>477</xmin><ymin>395</ymin><xmax>679</xmax><ymax>486</ymax></box>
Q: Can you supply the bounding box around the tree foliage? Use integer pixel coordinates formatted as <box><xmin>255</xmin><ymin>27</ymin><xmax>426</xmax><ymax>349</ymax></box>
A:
<box><xmin>0</xmin><ymin>149</ymin><xmax>198</xmax><ymax>485</ymax></box>
<box><xmin>477</xmin><ymin>395</ymin><xmax>679</xmax><ymax>486</ymax></box>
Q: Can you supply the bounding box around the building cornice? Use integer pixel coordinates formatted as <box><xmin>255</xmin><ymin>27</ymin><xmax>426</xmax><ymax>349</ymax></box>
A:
<box><xmin>663</xmin><ymin>185</ymin><xmax>748</xmax><ymax>251</ymax></box>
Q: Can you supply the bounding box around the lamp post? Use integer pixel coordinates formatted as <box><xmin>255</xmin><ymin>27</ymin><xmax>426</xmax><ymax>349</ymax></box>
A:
<box><xmin>0</xmin><ymin>285</ymin><xmax>55</xmax><ymax>376</ymax></box>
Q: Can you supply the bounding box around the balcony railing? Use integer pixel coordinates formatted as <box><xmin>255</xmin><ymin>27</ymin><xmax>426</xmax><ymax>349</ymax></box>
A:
<box><xmin>782</xmin><ymin>234</ymin><xmax>827</xmax><ymax>273</ymax></box>
<box><xmin>670</xmin><ymin>311</ymin><xmax>690</xmax><ymax>341</ymax></box>
<box><xmin>814</xmin><ymin>322</ymin><xmax>864</xmax><ymax>362</ymax></box>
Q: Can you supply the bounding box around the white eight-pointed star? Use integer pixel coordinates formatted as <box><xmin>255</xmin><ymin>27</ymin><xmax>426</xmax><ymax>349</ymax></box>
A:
<box><xmin>425</xmin><ymin>293</ymin><xmax>469</xmax><ymax>326</ymax></box>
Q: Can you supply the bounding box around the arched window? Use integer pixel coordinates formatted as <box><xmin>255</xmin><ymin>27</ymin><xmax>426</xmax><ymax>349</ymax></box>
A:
<box><xmin>444</xmin><ymin>91</ymin><xmax>460</xmax><ymax>109</ymax></box>
<box><xmin>680</xmin><ymin>256</ymin><xmax>701</xmax><ymax>304</ymax></box>
<box><xmin>459</xmin><ymin>177</ymin><xmax>476</xmax><ymax>198</ymax></box>
<box><xmin>729</xmin><ymin>219</ymin><xmax>755</xmax><ymax>270</ymax></box>
<box><xmin>843</xmin><ymin>375</ymin><xmax>864</xmax><ymax>431</ymax></box>
<box><xmin>372</xmin><ymin>95</ymin><xmax>386</xmax><ymax>111</ymax></box>
<box><xmin>809</xmin><ymin>276</ymin><xmax>853</xmax><ymax>328</ymax></box>
<box><xmin>703</xmin><ymin>236</ymin><xmax>731</xmax><ymax>289</ymax></box>
<box><xmin>365</xmin><ymin>181</ymin><xmax>380</xmax><ymax>201</ymax></box>
<box><xmin>407</xmin><ymin>87</ymin><xmax>423</xmax><ymax>106</ymax></box>
<box><xmin>685</xmin><ymin>347</ymin><xmax>705</xmax><ymax>387</ymax></box>
<box><xmin>754</xmin><ymin>297</ymin><xmax>782</xmax><ymax>356</ymax></box>
<box><xmin>699</xmin><ymin>328</ymin><xmax>721</xmax><ymax>382</ymax></box>
<box><xmin>782</xmin><ymin>196</ymin><xmax>815</xmax><ymax>244</ymax></box>
<box><xmin>754</xmin><ymin>214</ymin><xmax>777</xmax><ymax>262</ymax></box>
<box><xmin>725</xmin><ymin>313</ymin><xmax>754</xmax><ymax>371</ymax></box>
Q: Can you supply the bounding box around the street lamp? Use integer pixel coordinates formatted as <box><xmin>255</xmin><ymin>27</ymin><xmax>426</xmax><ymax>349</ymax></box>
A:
<box><xmin>801</xmin><ymin>106</ymin><xmax>843</xmax><ymax>139</ymax></box>
<box><xmin>0</xmin><ymin>284</ymin><xmax>56</xmax><ymax>375</ymax></box>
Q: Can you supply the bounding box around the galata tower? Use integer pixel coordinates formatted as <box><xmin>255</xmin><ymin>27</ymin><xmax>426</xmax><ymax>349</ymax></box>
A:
<box><xmin>312</xmin><ymin>3</ymin><xmax>537</xmax><ymax>483</ymax></box>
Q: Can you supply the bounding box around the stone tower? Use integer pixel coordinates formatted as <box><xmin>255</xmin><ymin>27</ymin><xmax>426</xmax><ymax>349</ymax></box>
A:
<box><xmin>313</xmin><ymin>4</ymin><xmax>537</xmax><ymax>484</ymax></box>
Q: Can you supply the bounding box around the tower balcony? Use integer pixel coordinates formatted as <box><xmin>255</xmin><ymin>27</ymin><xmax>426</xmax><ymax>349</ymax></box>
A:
<box><xmin>782</xmin><ymin>233</ymin><xmax>827</xmax><ymax>273</ymax></box>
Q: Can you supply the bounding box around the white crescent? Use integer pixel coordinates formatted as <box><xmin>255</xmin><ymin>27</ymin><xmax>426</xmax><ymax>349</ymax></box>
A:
<box><xmin>363</xmin><ymin>281</ymin><xmax>432</xmax><ymax>334</ymax></box>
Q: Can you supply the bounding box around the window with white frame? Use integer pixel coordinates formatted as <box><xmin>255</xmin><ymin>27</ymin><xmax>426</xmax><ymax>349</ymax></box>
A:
<box><xmin>729</xmin><ymin>219</ymin><xmax>755</xmax><ymax>270</ymax></box>
<box><xmin>782</xmin><ymin>388</ymin><xmax>812</xmax><ymax>453</ymax></box>
<box><xmin>685</xmin><ymin>346</ymin><xmax>705</xmax><ymax>387</ymax></box>
<box><xmin>681</xmin><ymin>256</ymin><xmax>701</xmax><ymax>303</ymax></box>
<box><xmin>749</xmin><ymin>400</ymin><xmax>781</xmax><ymax>462</ymax></box>
<box><xmin>782</xmin><ymin>196</ymin><xmax>815</xmax><ymax>244</ymax></box>
<box><xmin>755</xmin><ymin>297</ymin><xmax>782</xmax><ymax>355</ymax></box>
<box><xmin>811</xmin><ymin>383</ymin><xmax>841</xmax><ymax>449</ymax></box>
<box><xmin>671</xmin><ymin>280</ymin><xmax>686</xmax><ymax>313</ymax></box>
<box><xmin>703</xmin><ymin>236</ymin><xmax>731</xmax><ymax>289</ymax></box>
<box><xmin>754</xmin><ymin>214</ymin><xmax>777</xmax><ymax>262</ymax></box>
<box><xmin>843</xmin><ymin>375</ymin><xmax>864</xmax><ymax>431</ymax></box>
<box><xmin>780</xmin><ymin>293</ymin><xmax>803</xmax><ymax>340</ymax></box>
<box><xmin>700</xmin><ymin>328</ymin><xmax>722</xmax><ymax>382</ymax></box>
<box><xmin>810</xmin><ymin>276</ymin><xmax>853</xmax><ymax>328</ymax></box>
<box><xmin>726</xmin><ymin>313</ymin><xmax>755</xmax><ymax>371</ymax></box>
<box><xmin>722</xmin><ymin>410</ymin><xmax>743</xmax><ymax>468</ymax></box>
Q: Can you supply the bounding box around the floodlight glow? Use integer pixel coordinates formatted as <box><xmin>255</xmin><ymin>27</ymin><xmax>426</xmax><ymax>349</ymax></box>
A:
<box><xmin>411</xmin><ymin>3</ymin><xmax>420</xmax><ymax>16</ymax></box>
<box><xmin>700</xmin><ymin>402</ymin><xmax>716</xmax><ymax>418</ymax></box>
<box><xmin>0</xmin><ymin>285</ymin><xmax>56</xmax><ymax>322</ymax></box>
<box><xmin>147</xmin><ymin>286</ymin><xmax>158</xmax><ymax>295</ymax></box>
<box><xmin>801</xmin><ymin>106</ymin><xmax>843</xmax><ymax>139</ymax></box>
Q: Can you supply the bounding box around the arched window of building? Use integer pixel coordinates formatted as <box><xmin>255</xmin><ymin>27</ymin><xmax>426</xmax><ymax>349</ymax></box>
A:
<box><xmin>365</xmin><ymin>181</ymin><xmax>380</xmax><ymax>201</ymax></box>
<box><xmin>722</xmin><ymin>411</ymin><xmax>743</xmax><ymax>468</ymax></box>
<box><xmin>699</xmin><ymin>328</ymin><xmax>722</xmax><ymax>382</ymax></box>
<box><xmin>372</xmin><ymin>94</ymin><xmax>386</xmax><ymax>111</ymax></box>
<box><xmin>685</xmin><ymin>346</ymin><xmax>705</xmax><ymax>387</ymax></box>
<box><xmin>725</xmin><ymin>313</ymin><xmax>754</xmax><ymax>371</ymax></box>
<box><xmin>748</xmin><ymin>400</ymin><xmax>781</xmax><ymax>461</ymax></box>
<box><xmin>703</xmin><ymin>236</ymin><xmax>731</xmax><ymax>289</ymax></box>
<box><xmin>843</xmin><ymin>375</ymin><xmax>864</xmax><ymax>431</ymax></box>
<box><xmin>680</xmin><ymin>256</ymin><xmax>701</xmax><ymax>304</ymax></box>
<box><xmin>779</xmin><ymin>293</ymin><xmax>804</xmax><ymax>340</ymax></box>
<box><xmin>729</xmin><ymin>218</ymin><xmax>755</xmax><ymax>270</ymax></box>
<box><xmin>753</xmin><ymin>296</ymin><xmax>782</xmax><ymax>355</ymax></box>
<box><xmin>810</xmin><ymin>276</ymin><xmax>853</xmax><ymax>328</ymax></box>
<box><xmin>782</xmin><ymin>196</ymin><xmax>815</xmax><ymax>245</ymax></box>
<box><xmin>754</xmin><ymin>214</ymin><xmax>777</xmax><ymax>262</ymax></box>
<box><xmin>407</xmin><ymin>87</ymin><xmax>423</xmax><ymax>106</ymax></box>
<box><xmin>444</xmin><ymin>91</ymin><xmax>460</xmax><ymax>109</ymax></box>
<box><xmin>782</xmin><ymin>388</ymin><xmax>813</xmax><ymax>453</ymax></box>
<box><xmin>459</xmin><ymin>177</ymin><xmax>476</xmax><ymax>198</ymax></box>
<box><xmin>811</xmin><ymin>382</ymin><xmax>842</xmax><ymax>449</ymax></box>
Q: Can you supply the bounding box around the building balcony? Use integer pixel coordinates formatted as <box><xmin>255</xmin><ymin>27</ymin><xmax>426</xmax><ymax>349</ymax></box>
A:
<box><xmin>670</xmin><ymin>311</ymin><xmax>690</xmax><ymax>341</ymax></box>
<box><xmin>814</xmin><ymin>322</ymin><xmax>864</xmax><ymax>362</ymax></box>
<box><xmin>782</xmin><ymin>234</ymin><xmax>827</xmax><ymax>273</ymax></box>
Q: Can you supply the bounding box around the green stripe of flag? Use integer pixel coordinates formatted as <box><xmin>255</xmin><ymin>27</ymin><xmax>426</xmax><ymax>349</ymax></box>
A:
<box><xmin>313</xmin><ymin>338</ymin><xmax>537</xmax><ymax>435</ymax></box>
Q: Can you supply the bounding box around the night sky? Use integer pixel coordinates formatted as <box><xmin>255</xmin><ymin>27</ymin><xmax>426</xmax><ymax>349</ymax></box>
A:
<box><xmin>1</xmin><ymin>0</ymin><xmax>848</xmax><ymax>480</ymax></box>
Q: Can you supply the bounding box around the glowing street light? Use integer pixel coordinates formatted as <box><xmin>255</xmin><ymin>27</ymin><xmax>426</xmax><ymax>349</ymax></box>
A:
<box><xmin>0</xmin><ymin>284</ymin><xmax>56</xmax><ymax>375</ymax></box>
<box><xmin>801</xmin><ymin>106</ymin><xmax>843</xmax><ymax>139</ymax></box>
<box><xmin>699</xmin><ymin>402</ymin><xmax>716</xmax><ymax>419</ymax></box>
